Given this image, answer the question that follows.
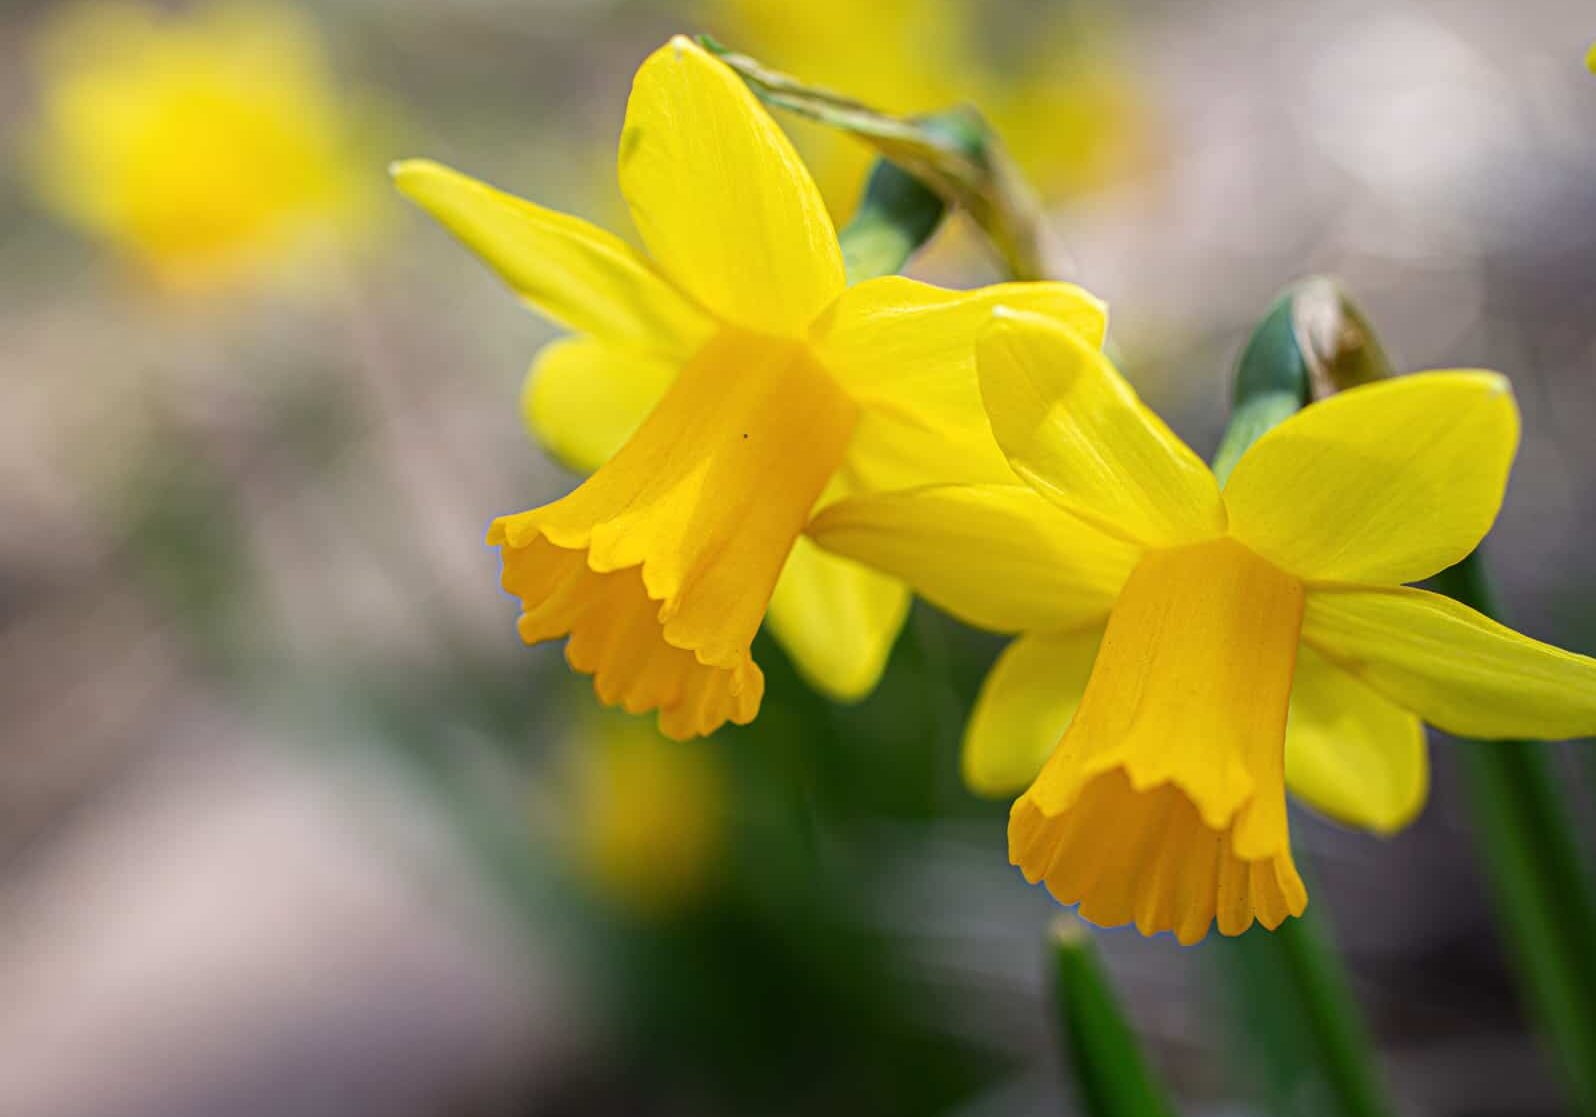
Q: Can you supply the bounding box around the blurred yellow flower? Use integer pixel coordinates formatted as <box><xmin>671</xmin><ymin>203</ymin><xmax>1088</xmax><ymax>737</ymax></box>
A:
<box><xmin>27</xmin><ymin>1</ymin><xmax>377</xmax><ymax>291</ymax></box>
<box><xmin>702</xmin><ymin>0</ymin><xmax>1145</xmax><ymax>214</ymax></box>
<box><xmin>394</xmin><ymin>37</ymin><xmax>1105</xmax><ymax>738</ymax></box>
<box><xmin>812</xmin><ymin>309</ymin><xmax>1596</xmax><ymax>944</ymax></box>
<box><xmin>566</xmin><ymin>714</ymin><xmax>727</xmax><ymax>916</ymax></box>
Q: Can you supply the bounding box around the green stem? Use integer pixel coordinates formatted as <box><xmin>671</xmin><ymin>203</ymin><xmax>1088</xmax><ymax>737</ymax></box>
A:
<box><xmin>827</xmin><ymin>130</ymin><xmax>1164</xmax><ymax>1107</ymax></box>
<box><xmin>1429</xmin><ymin>554</ymin><xmax>1596</xmax><ymax>1117</ymax></box>
<box><xmin>1049</xmin><ymin>918</ymin><xmax>1176</xmax><ymax>1117</ymax></box>
<box><xmin>1213</xmin><ymin>282</ymin><xmax>1397</xmax><ymax>1117</ymax></box>
<box><xmin>1274</xmin><ymin>918</ymin><xmax>1393</xmax><ymax>1117</ymax></box>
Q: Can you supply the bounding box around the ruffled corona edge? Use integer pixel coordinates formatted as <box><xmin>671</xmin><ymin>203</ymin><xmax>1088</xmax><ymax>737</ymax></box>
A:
<box><xmin>497</xmin><ymin>530</ymin><xmax>763</xmax><ymax>740</ymax></box>
<box><xmin>1010</xmin><ymin>769</ymin><xmax>1307</xmax><ymax>945</ymax></box>
<box><xmin>1008</xmin><ymin>537</ymin><xmax>1310</xmax><ymax>944</ymax></box>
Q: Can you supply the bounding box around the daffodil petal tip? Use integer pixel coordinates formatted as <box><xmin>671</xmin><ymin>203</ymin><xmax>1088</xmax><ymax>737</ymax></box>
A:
<box><xmin>389</xmin><ymin>158</ymin><xmax>450</xmax><ymax>195</ymax></box>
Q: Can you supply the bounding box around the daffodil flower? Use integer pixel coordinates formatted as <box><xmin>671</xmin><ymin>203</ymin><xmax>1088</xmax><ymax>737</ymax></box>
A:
<box><xmin>393</xmin><ymin>37</ymin><xmax>1105</xmax><ymax>739</ymax></box>
<box><xmin>563</xmin><ymin>714</ymin><xmax>727</xmax><ymax>916</ymax></box>
<box><xmin>28</xmin><ymin>1</ymin><xmax>376</xmax><ymax>291</ymax></box>
<box><xmin>810</xmin><ymin>308</ymin><xmax>1596</xmax><ymax>944</ymax></box>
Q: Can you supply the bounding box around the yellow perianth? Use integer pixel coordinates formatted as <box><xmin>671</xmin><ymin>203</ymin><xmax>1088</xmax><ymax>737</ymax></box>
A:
<box><xmin>1010</xmin><ymin>536</ymin><xmax>1308</xmax><ymax>943</ymax></box>
<box><xmin>492</xmin><ymin>329</ymin><xmax>857</xmax><ymax>738</ymax></box>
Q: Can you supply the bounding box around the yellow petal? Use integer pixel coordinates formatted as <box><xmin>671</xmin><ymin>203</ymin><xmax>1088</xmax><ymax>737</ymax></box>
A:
<box><xmin>521</xmin><ymin>337</ymin><xmax>676</xmax><ymax>474</ymax></box>
<box><xmin>393</xmin><ymin>159</ymin><xmax>711</xmax><ymax>352</ymax></box>
<box><xmin>618</xmin><ymin>37</ymin><xmax>844</xmax><ymax>338</ymax></box>
<box><xmin>765</xmin><ymin>533</ymin><xmax>911</xmax><ymax>703</ymax></box>
<box><xmin>1284</xmin><ymin>645</ymin><xmax>1428</xmax><ymax>835</ymax></box>
<box><xmin>1010</xmin><ymin>537</ymin><xmax>1308</xmax><ymax>944</ymax></box>
<box><xmin>492</xmin><ymin>329</ymin><xmax>856</xmax><ymax>738</ymax></box>
<box><xmin>1303</xmin><ymin>584</ymin><xmax>1596</xmax><ymax>741</ymax></box>
<box><xmin>811</xmin><ymin>276</ymin><xmax>1109</xmax><ymax>488</ymax></box>
<box><xmin>1223</xmin><ymin>372</ymin><xmax>1518</xmax><ymax>585</ymax></box>
<box><xmin>964</xmin><ymin>628</ymin><xmax>1103</xmax><ymax>798</ymax></box>
<box><xmin>977</xmin><ymin>308</ymin><xmax>1225</xmax><ymax>548</ymax></box>
<box><xmin>807</xmin><ymin>484</ymin><xmax>1139</xmax><ymax>634</ymax></box>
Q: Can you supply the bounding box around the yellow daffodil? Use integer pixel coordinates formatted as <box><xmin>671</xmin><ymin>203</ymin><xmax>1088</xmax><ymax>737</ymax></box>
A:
<box><xmin>27</xmin><ymin>1</ymin><xmax>376</xmax><ymax>291</ymax></box>
<box><xmin>392</xmin><ymin>37</ymin><xmax>1105</xmax><ymax>739</ymax></box>
<box><xmin>811</xmin><ymin>308</ymin><xmax>1596</xmax><ymax>944</ymax></box>
<box><xmin>703</xmin><ymin>0</ymin><xmax>1144</xmax><ymax>214</ymax></box>
<box><xmin>564</xmin><ymin>714</ymin><xmax>726</xmax><ymax>915</ymax></box>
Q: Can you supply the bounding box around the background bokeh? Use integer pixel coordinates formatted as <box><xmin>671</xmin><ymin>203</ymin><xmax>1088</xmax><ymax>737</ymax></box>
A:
<box><xmin>3</xmin><ymin>1</ymin><xmax>1595</xmax><ymax>1115</ymax></box>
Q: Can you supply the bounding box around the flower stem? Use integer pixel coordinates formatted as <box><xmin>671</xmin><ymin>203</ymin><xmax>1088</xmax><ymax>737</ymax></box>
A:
<box><xmin>1429</xmin><ymin>553</ymin><xmax>1596</xmax><ymax>1117</ymax></box>
<box><xmin>1049</xmin><ymin>917</ymin><xmax>1176</xmax><ymax>1117</ymax></box>
<box><xmin>1273</xmin><ymin>917</ymin><xmax>1394</xmax><ymax>1117</ymax></box>
<box><xmin>1212</xmin><ymin>282</ymin><xmax>1398</xmax><ymax>1117</ymax></box>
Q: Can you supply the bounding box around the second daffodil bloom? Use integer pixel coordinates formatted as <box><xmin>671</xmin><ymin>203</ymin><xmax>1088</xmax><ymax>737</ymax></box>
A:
<box><xmin>393</xmin><ymin>37</ymin><xmax>1104</xmax><ymax>739</ymax></box>
<box><xmin>564</xmin><ymin>715</ymin><xmax>727</xmax><ymax>916</ymax></box>
<box><xmin>810</xmin><ymin>309</ymin><xmax>1596</xmax><ymax>944</ymax></box>
<box><xmin>27</xmin><ymin>1</ymin><xmax>376</xmax><ymax>291</ymax></box>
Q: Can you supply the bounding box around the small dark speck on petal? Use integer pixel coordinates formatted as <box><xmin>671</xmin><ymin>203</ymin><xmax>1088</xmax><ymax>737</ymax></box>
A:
<box><xmin>742</xmin><ymin>432</ymin><xmax>748</xmax><ymax>439</ymax></box>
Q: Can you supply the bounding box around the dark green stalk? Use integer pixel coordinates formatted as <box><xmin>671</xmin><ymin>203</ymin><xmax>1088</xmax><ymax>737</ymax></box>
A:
<box><xmin>1229</xmin><ymin>277</ymin><xmax>1596</xmax><ymax>1114</ymax></box>
<box><xmin>1272</xmin><ymin>917</ymin><xmax>1393</xmax><ymax>1117</ymax></box>
<box><xmin>833</xmin><ymin>104</ymin><xmax>1167</xmax><ymax>1116</ymax></box>
<box><xmin>1429</xmin><ymin>555</ymin><xmax>1596</xmax><ymax>1116</ymax></box>
<box><xmin>1274</xmin><ymin>277</ymin><xmax>1596</xmax><ymax>1115</ymax></box>
<box><xmin>1213</xmin><ymin>280</ymin><xmax>1397</xmax><ymax>1117</ymax></box>
<box><xmin>1049</xmin><ymin>918</ymin><xmax>1176</xmax><ymax>1117</ymax></box>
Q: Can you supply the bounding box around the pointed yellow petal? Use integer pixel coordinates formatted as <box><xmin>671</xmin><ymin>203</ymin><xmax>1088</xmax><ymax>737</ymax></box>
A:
<box><xmin>1010</xmin><ymin>538</ymin><xmax>1308</xmax><ymax>943</ymax></box>
<box><xmin>807</xmin><ymin>483</ymin><xmax>1139</xmax><ymax>634</ymax></box>
<box><xmin>618</xmin><ymin>37</ymin><xmax>844</xmax><ymax>338</ymax></box>
<box><xmin>812</xmin><ymin>276</ymin><xmax>1108</xmax><ymax>488</ymax></box>
<box><xmin>392</xmin><ymin>159</ymin><xmax>710</xmax><ymax>351</ymax></box>
<box><xmin>1224</xmin><ymin>372</ymin><xmax>1519</xmax><ymax>584</ymax></box>
<box><xmin>977</xmin><ymin>308</ymin><xmax>1225</xmax><ymax>548</ymax></box>
<box><xmin>964</xmin><ymin>628</ymin><xmax>1103</xmax><ymax>798</ymax></box>
<box><xmin>521</xmin><ymin>337</ymin><xmax>677</xmax><ymax>474</ymax></box>
<box><xmin>493</xmin><ymin>330</ymin><xmax>857</xmax><ymax>737</ymax></box>
<box><xmin>1285</xmin><ymin>645</ymin><xmax>1428</xmax><ymax>835</ymax></box>
<box><xmin>765</xmin><ymin>533</ymin><xmax>911</xmax><ymax>704</ymax></box>
<box><xmin>1303</xmin><ymin>584</ymin><xmax>1596</xmax><ymax>741</ymax></box>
